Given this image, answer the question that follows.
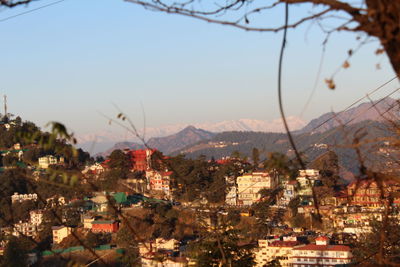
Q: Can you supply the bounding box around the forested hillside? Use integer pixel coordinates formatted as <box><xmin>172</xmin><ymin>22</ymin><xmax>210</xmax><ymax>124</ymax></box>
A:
<box><xmin>176</xmin><ymin>120</ymin><xmax>395</xmax><ymax>176</ymax></box>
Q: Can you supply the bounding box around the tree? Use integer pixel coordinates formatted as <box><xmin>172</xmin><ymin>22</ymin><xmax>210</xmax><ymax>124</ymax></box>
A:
<box><xmin>353</xmin><ymin>217</ymin><xmax>400</xmax><ymax>266</ymax></box>
<box><xmin>188</xmin><ymin>226</ymin><xmax>255</xmax><ymax>267</ymax></box>
<box><xmin>116</xmin><ymin>225</ymin><xmax>141</xmax><ymax>266</ymax></box>
<box><xmin>108</xmin><ymin>149</ymin><xmax>131</xmax><ymax>178</ymax></box>
<box><xmin>231</xmin><ymin>150</ymin><xmax>241</xmax><ymax>159</ymax></box>
<box><xmin>1</xmin><ymin>236</ymin><xmax>28</xmax><ymax>267</ymax></box>
<box><xmin>252</xmin><ymin>147</ymin><xmax>260</xmax><ymax>167</ymax></box>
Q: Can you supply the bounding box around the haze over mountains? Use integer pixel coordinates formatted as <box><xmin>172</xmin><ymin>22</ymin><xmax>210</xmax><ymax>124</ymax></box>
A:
<box><xmin>79</xmin><ymin>97</ymin><xmax>398</xmax><ymax>158</ymax></box>
<box><xmin>78</xmin><ymin>117</ymin><xmax>306</xmax><ymax>154</ymax></box>
<box><xmin>296</xmin><ymin>97</ymin><xmax>398</xmax><ymax>134</ymax></box>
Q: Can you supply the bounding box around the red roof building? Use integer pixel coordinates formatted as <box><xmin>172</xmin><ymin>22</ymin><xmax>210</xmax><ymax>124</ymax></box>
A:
<box><xmin>91</xmin><ymin>220</ymin><xmax>119</xmax><ymax>233</ymax></box>
<box><xmin>292</xmin><ymin>236</ymin><xmax>352</xmax><ymax>266</ymax></box>
<box><xmin>347</xmin><ymin>179</ymin><xmax>400</xmax><ymax>208</ymax></box>
<box><xmin>256</xmin><ymin>239</ymin><xmax>302</xmax><ymax>267</ymax></box>
<box><xmin>130</xmin><ymin>149</ymin><xmax>154</xmax><ymax>171</ymax></box>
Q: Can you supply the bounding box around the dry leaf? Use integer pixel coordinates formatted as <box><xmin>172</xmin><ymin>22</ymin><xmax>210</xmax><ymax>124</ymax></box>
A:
<box><xmin>325</xmin><ymin>79</ymin><xmax>336</xmax><ymax>90</ymax></box>
<box><xmin>343</xmin><ymin>61</ymin><xmax>350</xmax><ymax>69</ymax></box>
<box><xmin>348</xmin><ymin>49</ymin><xmax>353</xmax><ymax>56</ymax></box>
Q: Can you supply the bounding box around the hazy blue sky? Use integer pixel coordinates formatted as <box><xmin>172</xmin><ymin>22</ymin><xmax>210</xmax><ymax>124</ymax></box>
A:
<box><xmin>1</xmin><ymin>0</ymin><xmax>398</xmax><ymax>137</ymax></box>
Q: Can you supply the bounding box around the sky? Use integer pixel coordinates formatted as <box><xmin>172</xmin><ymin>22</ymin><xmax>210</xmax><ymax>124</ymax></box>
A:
<box><xmin>1</xmin><ymin>0</ymin><xmax>399</xmax><ymax>140</ymax></box>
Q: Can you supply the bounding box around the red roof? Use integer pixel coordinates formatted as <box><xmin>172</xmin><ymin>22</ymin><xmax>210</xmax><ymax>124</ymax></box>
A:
<box><xmin>216</xmin><ymin>159</ymin><xmax>231</xmax><ymax>165</ymax></box>
<box><xmin>287</xmin><ymin>180</ymin><xmax>297</xmax><ymax>185</ymax></box>
<box><xmin>316</xmin><ymin>236</ymin><xmax>329</xmax><ymax>241</ymax></box>
<box><xmin>294</xmin><ymin>244</ymin><xmax>350</xmax><ymax>252</ymax></box>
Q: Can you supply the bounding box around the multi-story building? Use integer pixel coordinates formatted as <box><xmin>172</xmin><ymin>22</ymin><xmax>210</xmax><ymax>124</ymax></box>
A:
<box><xmin>12</xmin><ymin>221</ymin><xmax>37</xmax><ymax>238</ymax></box>
<box><xmin>237</xmin><ymin>171</ymin><xmax>278</xmax><ymax>206</ymax></box>
<box><xmin>255</xmin><ymin>239</ymin><xmax>301</xmax><ymax>267</ymax></box>
<box><xmin>296</xmin><ymin>169</ymin><xmax>320</xmax><ymax>197</ymax></box>
<box><xmin>29</xmin><ymin>210</ymin><xmax>44</xmax><ymax>226</ymax></box>
<box><xmin>130</xmin><ymin>149</ymin><xmax>154</xmax><ymax>171</ymax></box>
<box><xmin>52</xmin><ymin>225</ymin><xmax>72</xmax><ymax>244</ymax></box>
<box><xmin>141</xmin><ymin>257</ymin><xmax>188</xmax><ymax>267</ymax></box>
<box><xmin>347</xmin><ymin>179</ymin><xmax>400</xmax><ymax>208</ymax></box>
<box><xmin>281</xmin><ymin>180</ymin><xmax>298</xmax><ymax>206</ymax></box>
<box><xmin>82</xmin><ymin>163</ymin><xmax>105</xmax><ymax>176</ymax></box>
<box><xmin>139</xmin><ymin>238</ymin><xmax>182</xmax><ymax>266</ymax></box>
<box><xmin>146</xmin><ymin>170</ymin><xmax>172</xmax><ymax>196</ymax></box>
<box><xmin>11</xmin><ymin>192</ymin><xmax>38</xmax><ymax>203</ymax></box>
<box><xmin>292</xmin><ymin>236</ymin><xmax>352</xmax><ymax>267</ymax></box>
<box><xmin>225</xmin><ymin>185</ymin><xmax>237</xmax><ymax>206</ymax></box>
<box><xmin>38</xmin><ymin>155</ymin><xmax>59</xmax><ymax>169</ymax></box>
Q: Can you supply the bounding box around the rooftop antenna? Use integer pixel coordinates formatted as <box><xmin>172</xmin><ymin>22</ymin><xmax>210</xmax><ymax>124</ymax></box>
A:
<box><xmin>3</xmin><ymin>95</ymin><xmax>7</xmax><ymax>118</ymax></box>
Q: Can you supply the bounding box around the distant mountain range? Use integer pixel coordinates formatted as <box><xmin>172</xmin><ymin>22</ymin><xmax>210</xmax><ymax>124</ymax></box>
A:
<box><xmin>77</xmin><ymin>117</ymin><xmax>306</xmax><ymax>154</ymax></box>
<box><xmin>84</xmin><ymin>98</ymin><xmax>398</xmax><ymax>162</ymax></box>
<box><xmin>296</xmin><ymin>97</ymin><xmax>398</xmax><ymax>134</ymax></box>
<box><xmin>95</xmin><ymin>126</ymin><xmax>215</xmax><ymax>158</ymax></box>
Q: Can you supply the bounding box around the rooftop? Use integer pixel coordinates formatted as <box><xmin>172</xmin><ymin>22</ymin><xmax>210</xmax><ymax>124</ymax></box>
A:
<box><xmin>269</xmin><ymin>241</ymin><xmax>300</xmax><ymax>247</ymax></box>
<box><xmin>92</xmin><ymin>220</ymin><xmax>116</xmax><ymax>225</ymax></box>
<box><xmin>293</xmin><ymin>244</ymin><xmax>350</xmax><ymax>252</ymax></box>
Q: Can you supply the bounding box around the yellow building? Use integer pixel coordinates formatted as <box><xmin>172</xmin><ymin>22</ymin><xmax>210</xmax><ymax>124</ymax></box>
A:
<box><xmin>255</xmin><ymin>239</ymin><xmax>302</xmax><ymax>267</ymax></box>
<box><xmin>237</xmin><ymin>172</ymin><xmax>278</xmax><ymax>206</ymax></box>
<box><xmin>52</xmin><ymin>225</ymin><xmax>72</xmax><ymax>244</ymax></box>
<box><xmin>38</xmin><ymin>155</ymin><xmax>58</xmax><ymax>169</ymax></box>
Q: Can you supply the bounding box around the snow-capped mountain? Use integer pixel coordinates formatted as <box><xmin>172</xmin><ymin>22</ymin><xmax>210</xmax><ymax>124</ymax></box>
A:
<box><xmin>76</xmin><ymin>117</ymin><xmax>306</xmax><ymax>154</ymax></box>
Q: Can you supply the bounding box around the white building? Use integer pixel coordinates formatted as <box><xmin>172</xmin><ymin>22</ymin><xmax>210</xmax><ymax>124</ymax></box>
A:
<box><xmin>237</xmin><ymin>172</ymin><xmax>278</xmax><ymax>206</ymax></box>
<box><xmin>292</xmin><ymin>236</ymin><xmax>352</xmax><ymax>267</ymax></box>
<box><xmin>29</xmin><ymin>210</ymin><xmax>44</xmax><ymax>226</ymax></box>
<box><xmin>255</xmin><ymin>239</ymin><xmax>301</xmax><ymax>267</ymax></box>
<box><xmin>296</xmin><ymin>169</ymin><xmax>320</xmax><ymax>197</ymax></box>
<box><xmin>139</xmin><ymin>238</ymin><xmax>180</xmax><ymax>256</ymax></box>
<box><xmin>141</xmin><ymin>257</ymin><xmax>188</xmax><ymax>267</ymax></box>
<box><xmin>82</xmin><ymin>163</ymin><xmax>105</xmax><ymax>176</ymax></box>
<box><xmin>146</xmin><ymin>170</ymin><xmax>172</xmax><ymax>196</ymax></box>
<box><xmin>11</xmin><ymin>192</ymin><xmax>38</xmax><ymax>203</ymax></box>
<box><xmin>280</xmin><ymin>180</ymin><xmax>298</xmax><ymax>206</ymax></box>
<box><xmin>38</xmin><ymin>155</ymin><xmax>60</xmax><ymax>169</ymax></box>
<box><xmin>12</xmin><ymin>221</ymin><xmax>37</xmax><ymax>238</ymax></box>
<box><xmin>225</xmin><ymin>185</ymin><xmax>237</xmax><ymax>206</ymax></box>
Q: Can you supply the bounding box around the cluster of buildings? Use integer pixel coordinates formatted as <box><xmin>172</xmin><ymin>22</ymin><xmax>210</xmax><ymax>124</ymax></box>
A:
<box><xmin>139</xmin><ymin>238</ymin><xmax>188</xmax><ymax>267</ymax></box>
<box><xmin>38</xmin><ymin>155</ymin><xmax>64</xmax><ymax>169</ymax></box>
<box><xmin>255</xmin><ymin>236</ymin><xmax>352</xmax><ymax>267</ymax></box>
<box><xmin>280</xmin><ymin>170</ymin><xmax>400</xmax><ymax>235</ymax></box>
<box><xmin>83</xmin><ymin>149</ymin><xmax>173</xmax><ymax>198</ymax></box>
<box><xmin>225</xmin><ymin>167</ymin><xmax>400</xmax><ymax>238</ymax></box>
<box><xmin>226</xmin><ymin>171</ymin><xmax>279</xmax><ymax>206</ymax></box>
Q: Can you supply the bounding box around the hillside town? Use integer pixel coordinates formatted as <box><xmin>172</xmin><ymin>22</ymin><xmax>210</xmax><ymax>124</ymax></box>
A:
<box><xmin>0</xmin><ymin>114</ymin><xmax>398</xmax><ymax>267</ymax></box>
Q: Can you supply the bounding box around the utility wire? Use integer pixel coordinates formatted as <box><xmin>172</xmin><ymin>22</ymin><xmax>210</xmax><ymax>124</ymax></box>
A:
<box><xmin>304</xmin><ymin>76</ymin><xmax>398</xmax><ymax>135</ymax></box>
<box><xmin>300</xmin><ymin>86</ymin><xmax>400</xmax><ymax>155</ymax></box>
<box><xmin>0</xmin><ymin>0</ymin><xmax>65</xmax><ymax>23</ymax></box>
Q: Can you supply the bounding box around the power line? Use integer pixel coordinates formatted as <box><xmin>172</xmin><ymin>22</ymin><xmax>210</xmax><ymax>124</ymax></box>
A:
<box><xmin>0</xmin><ymin>0</ymin><xmax>65</xmax><ymax>23</ymax></box>
<box><xmin>300</xmin><ymin>86</ymin><xmax>400</xmax><ymax>155</ymax></box>
<box><xmin>304</xmin><ymin>76</ymin><xmax>398</xmax><ymax>135</ymax></box>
